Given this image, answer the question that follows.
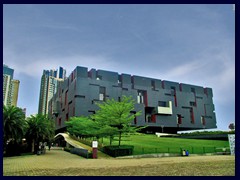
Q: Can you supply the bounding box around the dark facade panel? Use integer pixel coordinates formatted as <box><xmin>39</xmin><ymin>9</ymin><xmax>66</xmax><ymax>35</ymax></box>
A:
<box><xmin>121</xmin><ymin>74</ymin><xmax>132</xmax><ymax>84</ymax></box>
<box><xmin>162</xmin><ymin>80</ymin><xmax>180</xmax><ymax>91</ymax></box>
<box><xmin>88</xmin><ymin>68</ymin><xmax>97</xmax><ymax>79</ymax></box>
<box><xmin>97</xmin><ymin>69</ymin><xmax>118</xmax><ymax>82</ymax></box>
<box><xmin>48</xmin><ymin>66</ymin><xmax>217</xmax><ymax>133</ymax></box>
<box><xmin>132</xmin><ymin>75</ymin><xmax>152</xmax><ymax>88</ymax></box>
<box><xmin>76</xmin><ymin>66</ymin><xmax>88</xmax><ymax>78</ymax></box>
<box><xmin>152</xmin><ymin>79</ymin><xmax>162</xmax><ymax>91</ymax></box>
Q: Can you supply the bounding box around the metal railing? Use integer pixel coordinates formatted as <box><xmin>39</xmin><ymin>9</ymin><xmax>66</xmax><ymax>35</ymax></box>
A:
<box><xmin>134</xmin><ymin>146</ymin><xmax>230</xmax><ymax>155</ymax></box>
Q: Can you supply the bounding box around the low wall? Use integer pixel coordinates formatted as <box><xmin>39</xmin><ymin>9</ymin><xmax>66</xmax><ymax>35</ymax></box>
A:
<box><xmin>70</xmin><ymin>148</ymin><xmax>91</xmax><ymax>158</ymax></box>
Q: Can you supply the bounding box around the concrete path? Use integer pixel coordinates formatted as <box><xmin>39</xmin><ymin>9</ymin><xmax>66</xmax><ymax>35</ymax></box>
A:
<box><xmin>3</xmin><ymin>149</ymin><xmax>112</xmax><ymax>176</ymax></box>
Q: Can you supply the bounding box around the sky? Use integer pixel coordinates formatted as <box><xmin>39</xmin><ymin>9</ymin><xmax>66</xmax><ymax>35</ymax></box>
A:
<box><xmin>3</xmin><ymin>4</ymin><xmax>235</xmax><ymax>131</ymax></box>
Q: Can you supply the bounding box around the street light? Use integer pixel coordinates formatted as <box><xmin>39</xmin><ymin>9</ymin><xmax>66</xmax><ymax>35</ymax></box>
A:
<box><xmin>161</xmin><ymin>125</ymin><xmax>164</xmax><ymax>133</ymax></box>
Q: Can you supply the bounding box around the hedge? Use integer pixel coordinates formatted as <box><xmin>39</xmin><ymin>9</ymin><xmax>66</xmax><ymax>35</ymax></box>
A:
<box><xmin>102</xmin><ymin>145</ymin><xmax>134</xmax><ymax>157</ymax></box>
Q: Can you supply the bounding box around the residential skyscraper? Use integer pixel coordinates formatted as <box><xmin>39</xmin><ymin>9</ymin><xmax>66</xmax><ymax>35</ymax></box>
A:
<box><xmin>10</xmin><ymin>79</ymin><xmax>20</xmax><ymax>106</ymax></box>
<box><xmin>3</xmin><ymin>65</ymin><xmax>20</xmax><ymax>107</ymax></box>
<box><xmin>38</xmin><ymin>67</ymin><xmax>66</xmax><ymax>115</ymax></box>
<box><xmin>3</xmin><ymin>64</ymin><xmax>14</xmax><ymax>78</ymax></box>
<box><xmin>58</xmin><ymin>66</ymin><xmax>66</xmax><ymax>79</ymax></box>
<box><xmin>3</xmin><ymin>74</ymin><xmax>12</xmax><ymax>106</ymax></box>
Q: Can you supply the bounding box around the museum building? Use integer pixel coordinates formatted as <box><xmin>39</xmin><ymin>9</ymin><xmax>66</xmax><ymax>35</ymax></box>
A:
<box><xmin>48</xmin><ymin>66</ymin><xmax>217</xmax><ymax>134</ymax></box>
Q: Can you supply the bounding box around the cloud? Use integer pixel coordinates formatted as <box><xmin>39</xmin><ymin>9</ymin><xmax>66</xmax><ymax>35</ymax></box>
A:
<box><xmin>153</xmin><ymin>48</ymin><xmax>235</xmax><ymax>105</ymax></box>
<box><xmin>5</xmin><ymin>53</ymin><xmax>119</xmax><ymax>79</ymax></box>
<box><xmin>164</xmin><ymin>60</ymin><xmax>207</xmax><ymax>80</ymax></box>
<box><xmin>3</xmin><ymin>4</ymin><xmax>234</xmax><ymax>129</ymax></box>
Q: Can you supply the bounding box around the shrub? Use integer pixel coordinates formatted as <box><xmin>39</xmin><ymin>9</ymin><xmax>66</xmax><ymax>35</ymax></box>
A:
<box><xmin>102</xmin><ymin>145</ymin><xmax>134</xmax><ymax>157</ymax></box>
<box><xmin>5</xmin><ymin>141</ymin><xmax>21</xmax><ymax>157</ymax></box>
<box><xmin>64</xmin><ymin>147</ymin><xmax>72</xmax><ymax>152</ymax></box>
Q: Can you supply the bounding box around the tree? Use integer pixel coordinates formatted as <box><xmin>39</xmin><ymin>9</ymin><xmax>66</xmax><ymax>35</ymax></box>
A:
<box><xmin>66</xmin><ymin>116</ymin><xmax>117</xmax><ymax>142</ymax></box>
<box><xmin>92</xmin><ymin>95</ymin><xmax>142</xmax><ymax>146</ymax></box>
<box><xmin>3</xmin><ymin>105</ymin><xmax>26</xmax><ymax>150</ymax></box>
<box><xmin>229</xmin><ymin>123</ymin><xmax>235</xmax><ymax>131</ymax></box>
<box><xmin>25</xmin><ymin>114</ymin><xmax>55</xmax><ymax>153</ymax></box>
<box><xmin>66</xmin><ymin>116</ymin><xmax>99</xmax><ymax>138</ymax></box>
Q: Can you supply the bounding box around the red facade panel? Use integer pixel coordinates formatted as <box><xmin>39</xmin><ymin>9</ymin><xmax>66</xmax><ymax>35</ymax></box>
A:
<box><xmin>151</xmin><ymin>115</ymin><xmax>156</xmax><ymax>123</ymax></box>
<box><xmin>190</xmin><ymin>108</ymin><xmax>195</xmax><ymax>124</ymax></box>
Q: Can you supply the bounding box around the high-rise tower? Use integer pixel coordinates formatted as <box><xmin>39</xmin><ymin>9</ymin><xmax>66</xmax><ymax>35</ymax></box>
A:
<box><xmin>3</xmin><ymin>65</ymin><xmax>20</xmax><ymax>107</ymax></box>
<box><xmin>38</xmin><ymin>67</ymin><xmax>66</xmax><ymax>115</ymax></box>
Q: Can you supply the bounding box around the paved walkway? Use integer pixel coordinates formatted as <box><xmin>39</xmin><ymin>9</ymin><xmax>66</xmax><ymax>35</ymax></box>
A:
<box><xmin>3</xmin><ymin>148</ymin><xmax>111</xmax><ymax>176</ymax></box>
<box><xmin>3</xmin><ymin>149</ymin><xmax>235</xmax><ymax>176</ymax></box>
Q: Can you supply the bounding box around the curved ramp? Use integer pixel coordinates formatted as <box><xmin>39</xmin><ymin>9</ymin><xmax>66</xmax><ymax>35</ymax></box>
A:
<box><xmin>54</xmin><ymin>133</ymin><xmax>113</xmax><ymax>159</ymax></box>
<box><xmin>54</xmin><ymin>133</ymin><xmax>86</xmax><ymax>149</ymax></box>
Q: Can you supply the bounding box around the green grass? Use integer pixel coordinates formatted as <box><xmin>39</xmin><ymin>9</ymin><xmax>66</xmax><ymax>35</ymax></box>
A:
<box><xmin>101</xmin><ymin>133</ymin><xmax>230</xmax><ymax>155</ymax></box>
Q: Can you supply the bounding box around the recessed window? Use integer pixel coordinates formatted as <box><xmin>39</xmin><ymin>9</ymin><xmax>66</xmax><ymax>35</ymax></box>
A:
<box><xmin>145</xmin><ymin>107</ymin><xmax>156</xmax><ymax>123</ymax></box>
<box><xmin>88</xmin><ymin>110</ymin><xmax>96</xmax><ymax>115</ymax></box>
<box><xmin>191</xmin><ymin>88</ymin><xmax>195</xmax><ymax>93</ymax></box>
<box><xmin>177</xmin><ymin>114</ymin><xmax>182</xmax><ymax>124</ymax></box>
<box><xmin>58</xmin><ymin>118</ymin><xmax>62</xmax><ymax>126</ymax></box>
<box><xmin>201</xmin><ymin>116</ymin><xmax>206</xmax><ymax>125</ymax></box>
<box><xmin>190</xmin><ymin>102</ymin><xmax>196</xmax><ymax>106</ymax></box>
<box><xmin>158</xmin><ymin>101</ymin><xmax>168</xmax><ymax>107</ymax></box>
<box><xmin>151</xmin><ymin>80</ymin><xmax>156</xmax><ymax>90</ymax></box>
<box><xmin>137</xmin><ymin>90</ymin><xmax>146</xmax><ymax>104</ymax></box>
<box><xmin>99</xmin><ymin>87</ymin><xmax>106</xmax><ymax>101</ymax></box>
<box><xmin>65</xmin><ymin>90</ymin><xmax>68</xmax><ymax>105</ymax></box>
<box><xmin>118</xmin><ymin>75</ymin><xmax>122</xmax><ymax>85</ymax></box>
<box><xmin>75</xmin><ymin>95</ymin><xmax>85</xmax><ymax>98</ymax></box>
<box><xmin>99</xmin><ymin>94</ymin><xmax>104</xmax><ymax>101</ymax></box>
<box><xmin>130</xmin><ymin>111</ymin><xmax>137</xmax><ymax>124</ymax></box>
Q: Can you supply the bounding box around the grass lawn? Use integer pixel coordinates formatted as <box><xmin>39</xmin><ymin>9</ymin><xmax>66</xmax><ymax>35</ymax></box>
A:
<box><xmin>101</xmin><ymin>133</ymin><xmax>230</xmax><ymax>155</ymax></box>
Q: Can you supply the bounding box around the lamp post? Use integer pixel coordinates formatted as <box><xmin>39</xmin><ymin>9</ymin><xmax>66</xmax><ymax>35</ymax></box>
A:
<box><xmin>161</xmin><ymin>125</ymin><xmax>164</xmax><ymax>133</ymax></box>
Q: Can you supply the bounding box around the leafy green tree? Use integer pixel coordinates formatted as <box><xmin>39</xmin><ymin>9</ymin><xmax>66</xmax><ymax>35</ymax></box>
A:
<box><xmin>66</xmin><ymin>116</ymin><xmax>117</xmax><ymax>140</ymax></box>
<box><xmin>66</xmin><ymin>116</ymin><xmax>97</xmax><ymax>138</ymax></box>
<box><xmin>96</xmin><ymin>125</ymin><xmax>117</xmax><ymax>145</ymax></box>
<box><xmin>66</xmin><ymin>116</ymin><xmax>118</xmax><ymax>147</ymax></box>
<box><xmin>66</xmin><ymin>96</ymin><xmax>143</xmax><ymax>146</ymax></box>
<box><xmin>228</xmin><ymin>123</ymin><xmax>235</xmax><ymax>131</ymax></box>
<box><xmin>3</xmin><ymin>105</ymin><xmax>26</xmax><ymax>149</ymax></box>
<box><xmin>25</xmin><ymin>114</ymin><xmax>55</xmax><ymax>153</ymax></box>
<box><xmin>92</xmin><ymin>95</ymin><xmax>142</xmax><ymax>146</ymax></box>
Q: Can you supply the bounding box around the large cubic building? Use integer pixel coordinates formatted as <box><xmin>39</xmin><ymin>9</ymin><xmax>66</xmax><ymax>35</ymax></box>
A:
<box><xmin>38</xmin><ymin>67</ymin><xmax>66</xmax><ymax>115</ymax></box>
<box><xmin>49</xmin><ymin>66</ymin><xmax>217</xmax><ymax>133</ymax></box>
<box><xmin>3</xmin><ymin>65</ymin><xmax>20</xmax><ymax>107</ymax></box>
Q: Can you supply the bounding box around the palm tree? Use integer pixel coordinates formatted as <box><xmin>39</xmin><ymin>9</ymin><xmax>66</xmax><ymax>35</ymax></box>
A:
<box><xmin>25</xmin><ymin>114</ymin><xmax>55</xmax><ymax>153</ymax></box>
<box><xmin>3</xmin><ymin>105</ymin><xmax>26</xmax><ymax>155</ymax></box>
